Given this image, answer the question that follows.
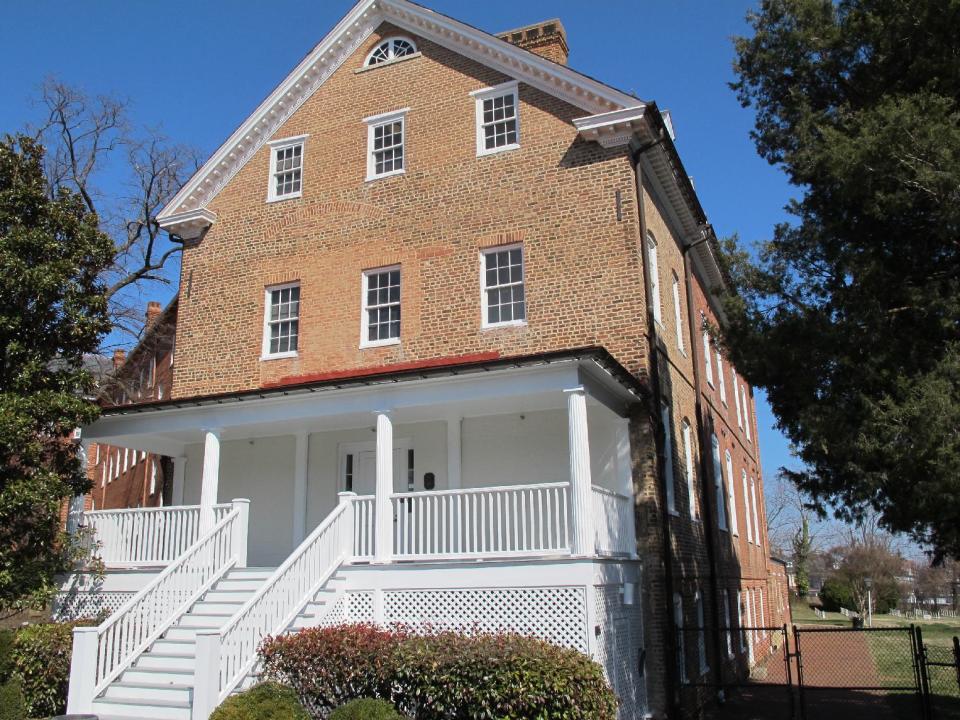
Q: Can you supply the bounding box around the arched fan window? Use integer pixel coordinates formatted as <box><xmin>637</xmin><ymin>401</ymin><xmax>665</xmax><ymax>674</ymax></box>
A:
<box><xmin>366</xmin><ymin>36</ymin><xmax>417</xmax><ymax>66</ymax></box>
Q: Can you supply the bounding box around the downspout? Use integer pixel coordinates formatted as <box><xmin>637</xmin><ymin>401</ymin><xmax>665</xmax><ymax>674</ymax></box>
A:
<box><xmin>630</xmin><ymin>131</ymin><xmax>679</xmax><ymax>719</ymax></box>
<box><xmin>682</xmin><ymin>233</ymin><xmax>727</xmax><ymax>700</ymax></box>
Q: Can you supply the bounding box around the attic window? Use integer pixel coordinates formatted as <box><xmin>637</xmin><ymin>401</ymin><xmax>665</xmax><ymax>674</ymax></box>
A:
<box><xmin>366</xmin><ymin>37</ymin><xmax>417</xmax><ymax>66</ymax></box>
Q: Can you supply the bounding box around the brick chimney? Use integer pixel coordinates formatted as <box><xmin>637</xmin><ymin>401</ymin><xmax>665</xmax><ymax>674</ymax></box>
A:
<box><xmin>112</xmin><ymin>349</ymin><xmax>126</xmax><ymax>369</ymax></box>
<box><xmin>497</xmin><ymin>19</ymin><xmax>568</xmax><ymax>65</ymax></box>
<box><xmin>145</xmin><ymin>301</ymin><xmax>163</xmax><ymax>327</ymax></box>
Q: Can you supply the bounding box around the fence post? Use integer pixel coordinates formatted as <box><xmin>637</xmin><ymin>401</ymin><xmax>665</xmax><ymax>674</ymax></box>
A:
<box><xmin>953</xmin><ymin>636</ymin><xmax>960</xmax><ymax>695</ymax></box>
<box><xmin>230</xmin><ymin>499</ymin><xmax>249</xmax><ymax>569</ymax></box>
<box><xmin>339</xmin><ymin>492</ymin><xmax>357</xmax><ymax>560</ymax></box>
<box><xmin>193</xmin><ymin>630</ymin><xmax>221</xmax><ymax>720</ymax></box>
<box><xmin>66</xmin><ymin>626</ymin><xmax>99</xmax><ymax>713</ymax></box>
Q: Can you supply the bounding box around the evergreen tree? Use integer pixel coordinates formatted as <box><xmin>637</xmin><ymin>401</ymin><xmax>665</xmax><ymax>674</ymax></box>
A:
<box><xmin>0</xmin><ymin>135</ymin><xmax>112</xmax><ymax>610</ymax></box>
<box><xmin>723</xmin><ymin>0</ymin><xmax>960</xmax><ymax>561</ymax></box>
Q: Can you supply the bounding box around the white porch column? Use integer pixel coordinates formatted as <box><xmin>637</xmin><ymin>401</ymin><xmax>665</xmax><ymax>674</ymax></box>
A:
<box><xmin>617</xmin><ymin>417</ymin><xmax>639</xmax><ymax>559</ymax></box>
<box><xmin>446</xmin><ymin>415</ymin><xmax>462</xmax><ymax>489</ymax></box>
<box><xmin>374</xmin><ymin>411</ymin><xmax>394</xmax><ymax>563</ymax></box>
<box><xmin>199</xmin><ymin>428</ymin><xmax>221</xmax><ymax>533</ymax></box>
<box><xmin>292</xmin><ymin>431</ymin><xmax>309</xmax><ymax>546</ymax></box>
<box><xmin>67</xmin><ymin>440</ymin><xmax>91</xmax><ymax>534</ymax></box>
<box><xmin>172</xmin><ymin>455</ymin><xmax>187</xmax><ymax>506</ymax></box>
<box><xmin>566</xmin><ymin>387</ymin><xmax>594</xmax><ymax>557</ymax></box>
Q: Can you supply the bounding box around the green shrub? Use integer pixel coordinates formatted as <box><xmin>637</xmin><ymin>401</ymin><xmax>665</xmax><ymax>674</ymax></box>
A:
<box><xmin>210</xmin><ymin>681</ymin><xmax>309</xmax><ymax>720</ymax></box>
<box><xmin>0</xmin><ymin>677</ymin><xmax>26</xmax><ymax>720</ymax></box>
<box><xmin>260</xmin><ymin>624</ymin><xmax>405</xmax><ymax>715</ymax></box>
<box><xmin>329</xmin><ymin>698</ymin><xmax>402</xmax><ymax>720</ymax></box>
<box><xmin>0</xmin><ymin>629</ymin><xmax>15</xmax><ymax>683</ymax></box>
<box><xmin>10</xmin><ymin>620</ymin><xmax>92</xmax><ymax>718</ymax></box>
<box><xmin>261</xmin><ymin>625</ymin><xmax>617</xmax><ymax>720</ymax></box>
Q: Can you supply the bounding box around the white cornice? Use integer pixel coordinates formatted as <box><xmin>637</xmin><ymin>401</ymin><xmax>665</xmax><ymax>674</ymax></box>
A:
<box><xmin>156</xmin><ymin>208</ymin><xmax>218</xmax><ymax>239</ymax></box>
<box><xmin>157</xmin><ymin>0</ymin><xmax>643</xmax><ymax>223</ymax></box>
<box><xmin>573</xmin><ymin>106</ymin><xmax>648</xmax><ymax>148</ymax></box>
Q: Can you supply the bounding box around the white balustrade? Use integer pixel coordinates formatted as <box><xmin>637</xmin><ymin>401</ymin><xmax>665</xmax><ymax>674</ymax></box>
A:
<box><xmin>352</xmin><ymin>495</ymin><xmax>375</xmax><ymax>559</ymax></box>
<box><xmin>198</xmin><ymin>498</ymin><xmax>353</xmax><ymax>716</ymax></box>
<box><xmin>82</xmin><ymin>504</ymin><xmax>232</xmax><ymax>566</ymax></box>
<box><xmin>391</xmin><ymin>482</ymin><xmax>571</xmax><ymax>559</ymax></box>
<box><xmin>591</xmin><ymin>486</ymin><xmax>634</xmax><ymax>557</ymax></box>
<box><xmin>67</xmin><ymin>499</ymin><xmax>249</xmax><ymax>714</ymax></box>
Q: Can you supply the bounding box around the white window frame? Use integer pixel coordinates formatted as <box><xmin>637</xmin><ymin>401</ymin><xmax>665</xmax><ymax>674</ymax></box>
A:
<box><xmin>750</xmin><ymin>475</ymin><xmax>761</xmax><ymax>546</ymax></box>
<box><xmin>266</xmin><ymin>134</ymin><xmax>308</xmax><ymax>202</ymax></box>
<box><xmin>725</xmin><ymin>449</ymin><xmax>739</xmax><ymax>536</ymax></box>
<box><xmin>661</xmin><ymin>401</ymin><xmax>678</xmax><ymax>516</ymax></box>
<box><xmin>671</xmin><ymin>272</ymin><xmax>685</xmax><ymax>353</ymax></box>
<box><xmin>732</xmin><ymin>369</ymin><xmax>743</xmax><ymax>428</ymax></box>
<box><xmin>364</xmin><ymin>36</ymin><xmax>418</xmax><ymax>66</ymax></box>
<box><xmin>737</xmin><ymin>590</ymin><xmax>747</xmax><ymax>653</ymax></box>
<box><xmin>723</xmin><ymin>591</ymin><xmax>734</xmax><ymax>658</ymax></box>
<box><xmin>695</xmin><ymin>590</ymin><xmax>708</xmax><ymax>674</ymax></box>
<box><xmin>681</xmin><ymin>419</ymin><xmax>697</xmax><ymax>520</ymax></box>
<box><xmin>470</xmin><ymin>80</ymin><xmax>520</xmax><ymax>157</ymax></box>
<box><xmin>674</xmin><ymin>592</ymin><xmax>687</xmax><ymax>683</ymax></box>
<box><xmin>261</xmin><ymin>282</ymin><xmax>301</xmax><ymax>360</ymax></box>
<box><xmin>646</xmin><ymin>233</ymin><xmax>662</xmax><ymax>326</ymax></box>
<box><xmin>716</xmin><ymin>349</ymin><xmax>727</xmax><ymax>404</ymax></box>
<box><xmin>360</xmin><ymin>265</ymin><xmax>402</xmax><ymax>348</ymax></box>
<box><xmin>480</xmin><ymin>243</ymin><xmax>526</xmax><ymax>328</ymax></box>
<box><xmin>703</xmin><ymin>324</ymin><xmax>714</xmax><ymax>387</ymax></box>
<box><xmin>364</xmin><ymin>108</ymin><xmax>408</xmax><ymax>181</ymax></box>
<box><xmin>149</xmin><ymin>459</ymin><xmax>158</xmax><ymax>495</ymax></box>
<box><xmin>742</xmin><ymin>385</ymin><xmax>752</xmax><ymax>442</ymax></box>
<box><xmin>741</xmin><ymin>469</ymin><xmax>753</xmax><ymax>543</ymax></box>
<box><xmin>711</xmin><ymin>433</ymin><xmax>727</xmax><ymax>531</ymax></box>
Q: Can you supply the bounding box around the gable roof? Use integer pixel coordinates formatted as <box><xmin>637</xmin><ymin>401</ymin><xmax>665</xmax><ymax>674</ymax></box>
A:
<box><xmin>157</xmin><ymin>0</ymin><xmax>644</xmax><ymax>234</ymax></box>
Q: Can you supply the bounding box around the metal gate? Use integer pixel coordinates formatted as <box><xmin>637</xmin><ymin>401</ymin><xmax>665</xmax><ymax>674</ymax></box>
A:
<box><xmin>918</xmin><ymin>631</ymin><xmax>960</xmax><ymax>720</ymax></box>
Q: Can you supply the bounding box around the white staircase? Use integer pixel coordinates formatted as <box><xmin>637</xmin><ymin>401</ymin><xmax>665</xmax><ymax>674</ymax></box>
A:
<box><xmin>91</xmin><ymin>567</ymin><xmax>348</xmax><ymax>719</ymax></box>
<box><xmin>91</xmin><ymin>567</ymin><xmax>272</xmax><ymax>720</ymax></box>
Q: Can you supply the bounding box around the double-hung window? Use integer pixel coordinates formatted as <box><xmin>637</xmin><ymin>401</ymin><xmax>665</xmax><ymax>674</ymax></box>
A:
<box><xmin>695</xmin><ymin>591</ymin><xmax>708</xmax><ymax>674</ymax></box>
<box><xmin>661</xmin><ymin>401</ymin><xmax>677</xmax><ymax>515</ymax></box>
<box><xmin>267</xmin><ymin>135</ymin><xmax>307</xmax><ymax>202</ymax></box>
<box><xmin>263</xmin><ymin>283</ymin><xmax>300</xmax><ymax>358</ymax></box>
<box><xmin>472</xmin><ymin>81</ymin><xmax>520</xmax><ymax>156</ymax></box>
<box><xmin>750</xmin><ymin>476</ymin><xmax>761</xmax><ymax>546</ymax></box>
<box><xmin>725</xmin><ymin>449</ymin><xmax>739</xmax><ymax>535</ymax></box>
<box><xmin>716</xmin><ymin>350</ymin><xmax>727</xmax><ymax>404</ymax></box>
<box><xmin>703</xmin><ymin>323</ymin><xmax>714</xmax><ymax>386</ymax></box>
<box><xmin>646</xmin><ymin>233</ymin><xmax>662</xmax><ymax>325</ymax></box>
<box><xmin>741</xmin><ymin>469</ymin><xmax>753</xmax><ymax>543</ymax></box>
<box><xmin>732</xmin><ymin>369</ymin><xmax>743</xmax><ymax>428</ymax></box>
<box><xmin>711</xmin><ymin>434</ymin><xmax>727</xmax><ymax>530</ymax></box>
<box><xmin>361</xmin><ymin>267</ymin><xmax>401</xmax><ymax>347</ymax></box>
<box><xmin>481</xmin><ymin>244</ymin><xmax>525</xmax><ymax>326</ymax></box>
<box><xmin>742</xmin><ymin>385</ymin><xmax>752</xmax><ymax>441</ymax></box>
<box><xmin>681</xmin><ymin>419</ymin><xmax>696</xmax><ymax>519</ymax></box>
<box><xmin>674</xmin><ymin>593</ymin><xmax>687</xmax><ymax>683</ymax></box>
<box><xmin>364</xmin><ymin>109</ymin><xmax>408</xmax><ymax>180</ymax></box>
<box><xmin>672</xmin><ymin>272</ymin><xmax>685</xmax><ymax>352</ymax></box>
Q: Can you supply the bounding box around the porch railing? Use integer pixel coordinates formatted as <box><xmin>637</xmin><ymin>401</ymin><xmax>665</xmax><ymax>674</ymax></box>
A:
<box><xmin>352</xmin><ymin>495</ymin><xmax>375</xmax><ymax>559</ymax></box>
<box><xmin>390</xmin><ymin>482</ymin><xmax>571</xmax><ymax>560</ymax></box>
<box><xmin>591</xmin><ymin>486</ymin><xmax>634</xmax><ymax>557</ymax></box>
<box><xmin>194</xmin><ymin>497</ymin><xmax>352</xmax><ymax>717</ymax></box>
<box><xmin>67</xmin><ymin>499</ymin><xmax>249</xmax><ymax>714</ymax></box>
<box><xmin>82</xmin><ymin>503</ymin><xmax>233</xmax><ymax>566</ymax></box>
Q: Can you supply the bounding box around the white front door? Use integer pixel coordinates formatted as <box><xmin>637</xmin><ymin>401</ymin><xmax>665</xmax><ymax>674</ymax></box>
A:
<box><xmin>342</xmin><ymin>444</ymin><xmax>409</xmax><ymax>495</ymax></box>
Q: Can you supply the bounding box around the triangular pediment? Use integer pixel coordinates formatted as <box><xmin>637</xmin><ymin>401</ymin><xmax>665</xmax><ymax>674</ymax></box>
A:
<box><xmin>157</xmin><ymin>0</ymin><xmax>644</xmax><ymax>231</ymax></box>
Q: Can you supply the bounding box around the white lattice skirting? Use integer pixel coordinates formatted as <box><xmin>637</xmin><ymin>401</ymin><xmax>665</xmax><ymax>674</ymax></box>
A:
<box><xmin>52</xmin><ymin>591</ymin><xmax>137</xmax><ymax>622</ymax></box>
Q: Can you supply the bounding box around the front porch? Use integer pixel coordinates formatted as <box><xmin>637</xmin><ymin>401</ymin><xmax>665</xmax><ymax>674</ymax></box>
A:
<box><xmin>79</xmin><ymin>352</ymin><xmax>642</xmax><ymax>568</ymax></box>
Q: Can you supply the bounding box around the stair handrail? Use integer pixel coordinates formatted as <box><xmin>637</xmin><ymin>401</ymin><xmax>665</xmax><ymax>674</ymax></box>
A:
<box><xmin>196</xmin><ymin>494</ymin><xmax>354</xmax><ymax>715</ymax></box>
<box><xmin>66</xmin><ymin>499</ymin><xmax>250</xmax><ymax>714</ymax></box>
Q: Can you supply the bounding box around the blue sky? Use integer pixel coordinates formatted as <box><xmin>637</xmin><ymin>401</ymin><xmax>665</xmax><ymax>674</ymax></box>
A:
<box><xmin>0</xmin><ymin>1</ymin><xmax>803</xmax><ymax>498</ymax></box>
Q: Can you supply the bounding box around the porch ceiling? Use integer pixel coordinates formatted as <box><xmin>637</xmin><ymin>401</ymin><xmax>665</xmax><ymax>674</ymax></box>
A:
<box><xmin>83</xmin><ymin>349</ymin><xmax>644</xmax><ymax>454</ymax></box>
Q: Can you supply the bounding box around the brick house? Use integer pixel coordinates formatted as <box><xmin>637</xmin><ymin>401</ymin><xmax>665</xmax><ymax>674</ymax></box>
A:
<box><xmin>62</xmin><ymin>3</ymin><xmax>786</xmax><ymax>718</ymax></box>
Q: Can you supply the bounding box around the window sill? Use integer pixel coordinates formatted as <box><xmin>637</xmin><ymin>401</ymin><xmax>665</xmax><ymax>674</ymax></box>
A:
<box><xmin>355</xmin><ymin>52</ymin><xmax>422</xmax><ymax>74</ymax></box>
<box><xmin>261</xmin><ymin>351</ymin><xmax>298</xmax><ymax>361</ymax></box>
<box><xmin>668</xmin><ymin>509</ymin><xmax>681</xmax><ymax>518</ymax></box>
<box><xmin>365</xmin><ymin>169</ymin><xmax>405</xmax><ymax>183</ymax></box>
<box><xmin>266</xmin><ymin>191</ymin><xmax>302</xmax><ymax>204</ymax></box>
<box><xmin>477</xmin><ymin>143</ymin><xmax>520</xmax><ymax>158</ymax></box>
<box><xmin>481</xmin><ymin>319</ymin><xmax>528</xmax><ymax>330</ymax></box>
<box><xmin>360</xmin><ymin>338</ymin><xmax>401</xmax><ymax>349</ymax></box>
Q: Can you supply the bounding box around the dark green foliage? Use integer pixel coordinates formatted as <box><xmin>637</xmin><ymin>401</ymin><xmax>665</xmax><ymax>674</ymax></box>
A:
<box><xmin>10</xmin><ymin>621</ymin><xmax>91</xmax><ymax>718</ymax></box>
<box><xmin>819</xmin><ymin>577</ymin><xmax>855</xmax><ymax>613</ymax></box>
<box><xmin>724</xmin><ymin>0</ymin><xmax>960</xmax><ymax>561</ymax></box>
<box><xmin>260</xmin><ymin>624</ymin><xmax>617</xmax><ymax>720</ymax></box>
<box><xmin>0</xmin><ymin>629</ymin><xmax>14</xmax><ymax>683</ymax></box>
<box><xmin>0</xmin><ymin>134</ymin><xmax>113</xmax><ymax>610</ymax></box>
<box><xmin>210</xmin><ymin>682</ymin><xmax>310</xmax><ymax>720</ymax></box>
<box><xmin>329</xmin><ymin>698</ymin><xmax>403</xmax><ymax>720</ymax></box>
<box><xmin>0</xmin><ymin>677</ymin><xmax>26</xmax><ymax>720</ymax></box>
